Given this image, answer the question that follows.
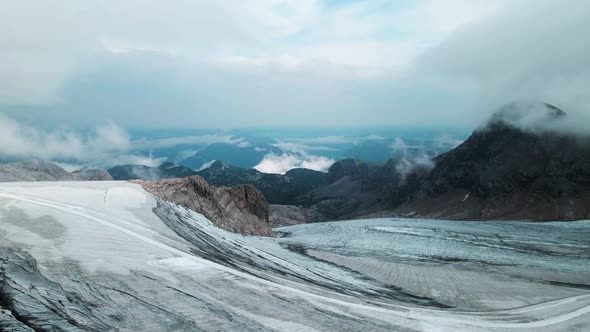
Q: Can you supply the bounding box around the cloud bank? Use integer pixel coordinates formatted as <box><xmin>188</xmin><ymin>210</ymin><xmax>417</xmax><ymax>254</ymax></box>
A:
<box><xmin>0</xmin><ymin>115</ymin><xmax>239</xmax><ymax>168</ymax></box>
<box><xmin>1</xmin><ymin>0</ymin><xmax>588</xmax><ymax>132</ymax></box>
<box><xmin>254</xmin><ymin>153</ymin><xmax>334</xmax><ymax>174</ymax></box>
<box><xmin>0</xmin><ymin>114</ymin><xmax>144</xmax><ymax>167</ymax></box>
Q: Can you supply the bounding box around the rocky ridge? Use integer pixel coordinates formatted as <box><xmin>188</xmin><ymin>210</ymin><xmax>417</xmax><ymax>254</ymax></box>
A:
<box><xmin>0</xmin><ymin>160</ymin><xmax>113</xmax><ymax>182</ymax></box>
<box><xmin>133</xmin><ymin>175</ymin><xmax>273</xmax><ymax>236</ymax></box>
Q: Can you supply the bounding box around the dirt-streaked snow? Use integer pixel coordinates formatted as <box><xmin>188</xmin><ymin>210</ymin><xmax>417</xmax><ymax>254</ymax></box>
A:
<box><xmin>0</xmin><ymin>181</ymin><xmax>589</xmax><ymax>331</ymax></box>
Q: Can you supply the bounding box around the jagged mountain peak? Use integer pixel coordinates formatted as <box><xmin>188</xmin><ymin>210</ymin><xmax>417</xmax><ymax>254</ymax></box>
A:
<box><xmin>484</xmin><ymin>100</ymin><xmax>567</xmax><ymax>132</ymax></box>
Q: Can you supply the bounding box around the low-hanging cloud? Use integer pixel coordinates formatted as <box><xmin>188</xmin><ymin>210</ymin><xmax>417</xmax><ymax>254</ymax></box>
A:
<box><xmin>134</xmin><ymin>134</ymin><xmax>248</xmax><ymax>149</ymax></box>
<box><xmin>478</xmin><ymin>100</ymin><xmax>590</xmax><ymax>138</ymax></box>
<box><xmin>254</xmin><ymin>139</ymin><xmax>337</xmax><ymax>174</ymax></box>
<box><xmin>0</xmin><ymin>114</ymin><xmax>161</xmax><ymax>168</ymax></box>
<box><xmin>395</xmin><ymin>155</ymin><xmax>435</xmax><ymax>180</ymax></box>
<box><xmin>254</xmin><ymin>153</ymin><xmax>334</xmax><ymax>174</ymax></box>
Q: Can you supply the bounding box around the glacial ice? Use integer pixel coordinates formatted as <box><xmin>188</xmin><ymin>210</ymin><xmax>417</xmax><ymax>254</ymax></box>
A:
<box><xmin>0</xmin><ymin>181</ymin><xmax>589</xmax><ymax>331</ymax></box>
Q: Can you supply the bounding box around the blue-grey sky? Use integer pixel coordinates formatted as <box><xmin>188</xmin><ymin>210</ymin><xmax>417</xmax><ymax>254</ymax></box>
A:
<box><xmin>1</xmin><ymin>0</ymin><xmax>589</xmax><ymax>129</ymax></box>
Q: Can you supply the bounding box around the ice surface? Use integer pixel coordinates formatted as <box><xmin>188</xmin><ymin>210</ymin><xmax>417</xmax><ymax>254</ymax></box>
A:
<box><xmin>0</xmin><ymin>181</ymin><xmax>589</xmax><ymax>331</ymax></box>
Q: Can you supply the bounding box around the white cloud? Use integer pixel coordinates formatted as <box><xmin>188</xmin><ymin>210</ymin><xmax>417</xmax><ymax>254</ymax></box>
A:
<box><xmin>395</xmin><ymin>155</ymin><xmax>435</xmax><ymax>180</ymax></box>
<box><xmin>197</xmin><ymin>160</ymin><xmax>217</xmax><ymax>171</ymax></box>
<box><xmin>390</xmin><ymin>137</ymin><xmax>424</xmax><ymax>151</ymax></box>
<box><xmin>0</xmin><ymin>114</ymin><xmax>128</xmax><ymax>160</ymax></box>
<box><xmin>112</xmin><ymin>155</ymin><xmax>165</xmax><ymax>168</ymax></box>
<box><xmin>0</xmin><ymin>114</ymin><xmax>161</xmax><ymax>167</ymax></box>
<box><xmin>0</xmin><ymin>0</ymin><xmax>509</xmax><ymax>105</ymax></box>
<box><xmin>254</xmin><ymin>153</ymin><xmax>334</xmax><ymax>174</ymax></box>
<box><xmin>362</xmin><ymin>135</ymin><xmax>386</xmax><ymax>140</ymax></box>
<box><xmin>273</xmin><ymin>141</ymin><xmax>337</xmax><ymax>153</ymax></box>
<box><xmin>1</xmin><ymin>0</ymin><xmax>588</xmax><ymax>130</ymax></box>
<box><xmin>434</xmin><ymin>135</ymin><xmax>464</xmax><ymax>149</ymax></box>
<box><xmin>287</xmin><ymin>136</ymin><xmax>353</xmax><ymax>144</ymax></box>
<box><xmin>135</xmin><ymin>135</ymin><xmax>247</xmax><ymax>149</ymax></box>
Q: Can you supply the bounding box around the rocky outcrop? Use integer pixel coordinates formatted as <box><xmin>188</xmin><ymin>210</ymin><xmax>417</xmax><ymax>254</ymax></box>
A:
<box><xmin>134</xmin><ymin>176</ymin><xmax>273</xmax><ymax>236</ymax></box>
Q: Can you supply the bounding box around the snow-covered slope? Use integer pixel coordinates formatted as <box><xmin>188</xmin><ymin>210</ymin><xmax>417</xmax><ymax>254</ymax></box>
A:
<box><xmin>0</xmin><ymin>181</ymin><xmax>589</xmax><ymax>331</ymax></box>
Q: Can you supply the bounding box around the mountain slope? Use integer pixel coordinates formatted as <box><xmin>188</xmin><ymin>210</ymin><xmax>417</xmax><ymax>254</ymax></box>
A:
<box><xmin>0</xmin><ymin>160</ymin><xmax>113</xmax><ymax>182</ymax></box>
<box><xmin>191</xmin><ymin>102</ymin><xmax>590</xmax><ymax>223</ymax></box>
<box><xmin>179</xmin><ymin>143</ymin><xmax>277</xmax><ymax>169</ymax></box>
<box><xmin>133</xmin><ymin>175</ymin><xmax>273</xmax><ymax>236</ymax></box>
<box><xmin>197</xmin><ymin>161</ymin><xmax>329</xmax><ymax>206</ymax></box>
<box><xmin>391</xmin><ymin>102</ymin><xmax>590</xmax><ymax>220</ymax></box>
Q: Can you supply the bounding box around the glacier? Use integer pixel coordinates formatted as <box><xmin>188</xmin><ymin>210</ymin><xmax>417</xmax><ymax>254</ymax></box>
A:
<box><xmin>0</xmin><ymin>181</ymin><xmax>589</xmax><ymax>331</ymax></box>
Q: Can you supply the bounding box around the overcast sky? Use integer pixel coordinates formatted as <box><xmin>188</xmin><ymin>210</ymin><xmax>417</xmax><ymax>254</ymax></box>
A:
<box><xmin>1</xmin><ymin>0</ymin><xmax>589</xmax><ymax>129</ymax></box>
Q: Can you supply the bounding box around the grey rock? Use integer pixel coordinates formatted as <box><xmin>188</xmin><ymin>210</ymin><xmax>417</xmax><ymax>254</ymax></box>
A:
<box><xmin>0</xmin><ymin>161</ymin><xmax>73</xmax><ymax>182</ymax></box>
<box><xmin>134</xmin><ymin>176</ymin><xmax>273</xmax><ymax>236</ymax></box>
<box><xmin>72</xmin><ymin>168</ymin><xmax>114</xmax><ymax>181</ymax></box>
<box><xmin>0</xmin><ymin>160</ymin><xmax>113</xmax><ymax>182</ymax></box>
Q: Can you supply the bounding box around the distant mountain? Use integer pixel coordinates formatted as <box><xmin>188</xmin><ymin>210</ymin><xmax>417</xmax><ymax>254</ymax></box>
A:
<box><xmin>0</xmin><ymin>160</ymin><xmax>113</xmax><ymax>182</ymax></box>
<box><xmin>194</xmin><ymin>158</ymin><xmax>426</xmax><ymax>224</ymax></box>
<box><xmin>389</xmin><ymin>102</ymin><xmax>590</xmax><ymax>221</ymax></box>
<box><xmin>195</xmin><ymin>102</ymin><xmax>590</xmax><ymax>223</ymax></box>
<box><xmin>107</xmin><ymin>162</ymin><xmax>197</xmax><ymax>181</ymax></box>
<box><xmin>179</xmin><ymin>143</ymin><xmax>278</xmax><ymax>170</ymax></box>
<box><xmin>197</xmin><ymin>161</ymin><xmax>329</xmax><ymax>206</ymax></box>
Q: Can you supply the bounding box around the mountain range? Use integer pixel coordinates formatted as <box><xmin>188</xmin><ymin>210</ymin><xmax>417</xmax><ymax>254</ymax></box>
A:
<box><xmin>1</xmin><ymin>102</ymin><xmax>588</xmax><ymax>224</ymax></box>
<box><xmin>193</xmin><ymin>102</ymin><xmax>590</xmax><ymax>223</ymax></box>
<box><xmin>0</xmin><ymin>160</ymin><xmax>113</xmax><ymax>182</ymax></box>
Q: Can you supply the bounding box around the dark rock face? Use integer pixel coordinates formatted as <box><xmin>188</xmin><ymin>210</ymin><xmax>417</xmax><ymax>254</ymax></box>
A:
<box><xmin>393</xmin><ymin>102</ymin><xmax>590</xmax><ymax>220</ymax></box>
<box><xmin>305</xmin><ymin>157</ymin><xmax>434</xmax><ymax>220</ymax></box>
<box><xmin>133</xmin><ymin>176</ymin><xmax>273</xmax><ymax>236</ymax></box>
<box><xmin>108</xmin><ymin>162</ymin><xmax>198</xmax><ymax>181</ymax></box>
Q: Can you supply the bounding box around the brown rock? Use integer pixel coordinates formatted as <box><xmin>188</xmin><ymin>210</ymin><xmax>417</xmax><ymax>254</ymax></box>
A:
<box><xmin>133</xmin><ymin>176</ymin><xmax>273</xmax><ymax>237</ymax></box>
